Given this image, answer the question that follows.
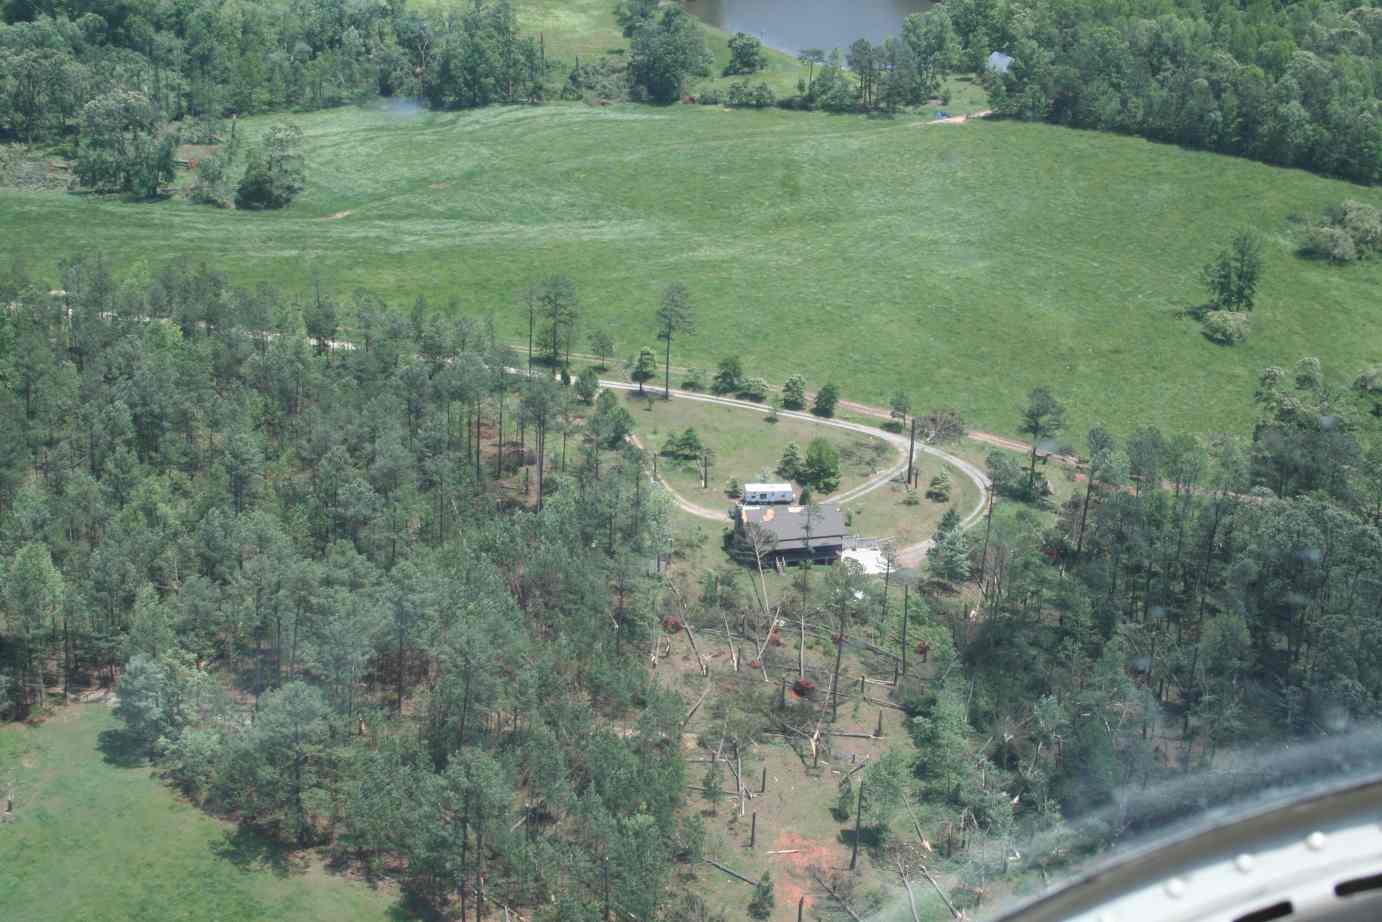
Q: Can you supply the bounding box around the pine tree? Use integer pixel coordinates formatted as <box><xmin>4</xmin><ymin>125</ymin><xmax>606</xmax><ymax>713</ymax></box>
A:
<box><xmin>702</xmin><ymin>762</ymin><xmax>724</xmax><ymax>812</ymax></box>
<box><xmin>927</xmin><ymin>528</ymin><xmax>971</xmax><ymax>583</ymax></box>
<box><xmin>778</xmin><ymin>442</ymin><xmax>804</xmax><ymax>481</ymax></box>
<box><xmin>748</xmin><ymin>871</ymin><xmax>775</xmax><ymax>919</ymax></box>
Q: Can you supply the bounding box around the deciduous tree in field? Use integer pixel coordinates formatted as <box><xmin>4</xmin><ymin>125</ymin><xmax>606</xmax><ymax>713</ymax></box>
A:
<box><xmin>614</xmin><ymin>0</ymin><xmax>660</xmax><ymax>37</ymax></box>
<box><xmin>75</xmin><ymin>90</ymin><xmax>176</xmax><ymax>198</ymax></box>
<box><xmin>782</xmin><ymin>374</ymin><xmax>808</xmax><ymax>410</ymax></box>
<box><xmin>235</xmin><ymin>123</ymin><xmax>306</xmax><ymax>210</ymax></box>
<box><xmin>713</xmin><ymin>357</ymin><xmax>744</xmax><ymax>395</ymax></box>
<box><xmin>1202</xmin><ymin>231</ymin><xmax>1264</xmax><ymax>311</ymax></box>
<box><xmin>812</xmin><ymin>382</ymin><xmax>840</xmax><ymax>418</ymax></box>
<box><xmin>919</xmin><ymin>407</ymin><xmax>966</xmax><ymax>444</ymax></box>
<box><xmin>631</xmin><ymin>347</ymin><xmax>658</xmax><ymax>395</ymax></box>
<box><xmin>590</xmin><ymin>329</ymin><xmax>615</xmax><ymax>369</ymax></box>
<box><xmin>575</xmin><ymin>365</ymin><xmax>600</xmax><ymax>403</ymax></box>
<box><xmin>628</xmin><ymin>6</ymin><xmax>712</xmax><ymax>103</ymax></box>
<box><xmin>655</xmin><ymin>282</ymin><xmax>695</xmax><ymax>398</ymax></box>
<box><xmin>726</xmin><ymin>32</ymin><xmax>766</xmax><ymax>76</ymax></box>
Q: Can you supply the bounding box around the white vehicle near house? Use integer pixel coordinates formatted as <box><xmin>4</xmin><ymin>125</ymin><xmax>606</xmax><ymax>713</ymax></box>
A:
<box><xmin>740</xmin><ymin>482</ymin><xmax>795</xmax><ymax>505</ymax></box>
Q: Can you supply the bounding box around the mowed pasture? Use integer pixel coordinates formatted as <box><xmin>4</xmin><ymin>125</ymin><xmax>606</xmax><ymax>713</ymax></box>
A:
<box><xmin>4</xmin><ymin>102</ymin><xmax>1380</xmax><ymax>440</ymax></box>
<box><xmin>0</xmin><ymin>706</ymin><xmax>400</xmax><ymax>922</ymax></box>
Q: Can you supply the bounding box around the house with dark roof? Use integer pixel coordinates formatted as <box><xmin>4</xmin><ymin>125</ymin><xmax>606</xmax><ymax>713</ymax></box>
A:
<box><xmin>731</xmin><ymin>502</ymin><xmax>849</xmax><ymax>565</ymax></box>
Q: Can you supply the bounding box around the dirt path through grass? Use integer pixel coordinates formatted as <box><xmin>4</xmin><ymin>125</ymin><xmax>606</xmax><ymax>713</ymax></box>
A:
<box><xmin>600</xmin><ymin>380</ymin><xmax>990</xmax><ymax>565</ymax></box>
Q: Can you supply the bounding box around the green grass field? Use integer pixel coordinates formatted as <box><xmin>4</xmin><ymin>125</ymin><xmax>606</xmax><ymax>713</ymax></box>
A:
<box><xmin>0</xmin><ymin>706</ymin><xmax>400</xmax><ymax>922</ymax></box>
<box><xmin>844</xmin><ymin>453</ymin><xmax>980</xmax><ymax>551</ymax></box>
<box><xmin>6</xmin><ymin>97</ymin><xmax>1379</xmax><ymax>443</ymax></box>
<box><xmin>627</xmin><ymin>391</ymin><xmax>894</xmax><ymax>505</ymax></box>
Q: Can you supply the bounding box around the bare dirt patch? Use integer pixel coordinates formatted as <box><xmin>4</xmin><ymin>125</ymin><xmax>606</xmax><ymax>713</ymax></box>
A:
<box><xmin>175</xmin><ymin>144</ymin><xmax>220</xmax><ymax>166</ymax></box>
<box><xmin>921</xmin><ymin>109</ymin><xmax>994</xmax><ymax>126</ymax></box>
<box><xmin>320</xmin><ymin>210</ymin><xmax>354</xmax><ymax>220</ymax></box>
<box><xmin>430</xmin><ymin>181</ymin><xmax>450</xmax><ymax>190</ymax></box>
<box><xmin>770</xmin><ymin>831</ymin><xmax>837</xmax><ymax>911</ymax></box>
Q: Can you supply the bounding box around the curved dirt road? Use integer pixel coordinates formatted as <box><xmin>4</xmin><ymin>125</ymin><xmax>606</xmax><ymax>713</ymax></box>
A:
<box><xmin>601</xmin><ymin>381</ymin><xmax>990</xmax><ymax>567</ymax></box>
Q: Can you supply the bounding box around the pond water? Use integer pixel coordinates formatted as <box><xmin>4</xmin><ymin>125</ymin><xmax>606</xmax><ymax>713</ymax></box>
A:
<box><xmin>682</xmin><ymin>0</ymin><xmax>933</xmax><ymax>56</ymax></box>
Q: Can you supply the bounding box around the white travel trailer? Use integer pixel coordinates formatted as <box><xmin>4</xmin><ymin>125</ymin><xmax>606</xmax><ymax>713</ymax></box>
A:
<box><xmin>741</xmin><ymin>482</ymin><xmax>795</xmax><ymax>505</ymax></box>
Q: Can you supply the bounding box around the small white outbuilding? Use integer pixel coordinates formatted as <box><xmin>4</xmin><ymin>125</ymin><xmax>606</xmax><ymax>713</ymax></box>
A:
<box><xmin>741</xmin><ymin>483</ymin><xmax>796</xmax><ymax>505</ymax></box>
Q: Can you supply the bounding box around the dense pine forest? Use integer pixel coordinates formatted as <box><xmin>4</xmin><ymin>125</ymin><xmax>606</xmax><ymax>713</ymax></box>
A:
<box><xmin>0</xmin><ymin>259</ymin><xmax>695</xmax><ymax>920</ymax></box>
<box><xmin>1</xmin><ymin>254</ymin><xmax>1380</xmax><ymax>916</ymax></box>
<box><xmin>5</xmin><ymin>5</ymin><xmax>1382</xmax><ymax>917</ymax></box>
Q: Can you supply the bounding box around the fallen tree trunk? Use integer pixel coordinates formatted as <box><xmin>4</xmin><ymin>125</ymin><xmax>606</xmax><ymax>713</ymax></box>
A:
<box><xmin>682</xmin><ymin>684</ymin><xmax>711</xmax><ymax>729</ymax></box>
<box><xmin>682</xmin><ymin>622</ymin><xmax>709</xmax><ymax>675</ymax></box>
<box><xmin>811</xmin><ymin>870</ymin><xmax>864</xmax><ymax>922</ymax></box>
<box><xmin>704</xmin><ymin>858</ymin><xmax>758</xmax><ymax>886</ymax></box>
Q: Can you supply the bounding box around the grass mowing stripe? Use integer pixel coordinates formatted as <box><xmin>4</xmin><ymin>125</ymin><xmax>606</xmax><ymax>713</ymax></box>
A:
<box><xmin>4</xmin><ymin>103</ymin><xmax>1379</xmax><ymax>441</ymax></box>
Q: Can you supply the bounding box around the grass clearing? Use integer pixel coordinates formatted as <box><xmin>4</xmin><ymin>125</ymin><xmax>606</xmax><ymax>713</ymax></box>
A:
<box><xmin>626</xmin><ymin>391</ymin><xmax>895</xmax><ymax>507</ymax></box>
<box><xmin>843</xmin><ymin>453</ymin><xmax>981</xmax><ymax>550</ymax></box>
<box><xmin>5</xmin><ymin>102</ymin><xmax>1376</xmax><ymax>441</ymax></box>
<box><xmin>0</xmin><ymin>705</ymin><xmax>400</xmax><ymax>922</ymax></box>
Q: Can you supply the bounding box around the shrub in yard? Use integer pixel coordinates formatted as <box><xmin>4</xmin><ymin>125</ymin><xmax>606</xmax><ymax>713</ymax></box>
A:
<box><xmin>812</xmin><ymin>382</ymin><xmax>840</xmax><ymax>417</ymax></box>
<box><xmin>741</xmin><ymin>376</ymin><xmax>770</xmax><ymax>401</ymax></box>
<box><xmin>661</xmin><ymin>427</ymin><xmax>704</xmax><ymax>460</ymax></box>
<box><xmin>681</xmin><ymin>367</ymin><xmax>707</xmax><ymax>391</ymax></box>
<box><xmin>1300</xmin><ymin>199</ymin><xmax>1382</xmax><ymax>263</ymax></box>
<box><xmin>1202</xmin><ymin>310</ymin><xmax>1251</xmax><ymax>345</ymax></box>
<box><xmin>1301</xmin><ymin>224</ymin><xmax>1358</xmax><ymax>263</ymax></box>
<box><xmin>712</xmin><ymin>357</ymin><xmax>744</xmax><ymax>395</ymax></box>
<box><xmin>782</xmin><ymin>374</ymin><xmax>808</xmax><ymax>409</ymax></box>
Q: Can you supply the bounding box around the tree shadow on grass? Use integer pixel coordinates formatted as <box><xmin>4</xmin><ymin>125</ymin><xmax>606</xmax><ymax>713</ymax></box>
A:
<box><xmin>1176</xmin><ymin>302</ymin><xmax>1216</xmax><ymax>321</ymax></box>
<box><xmin>211</xmin><ymin>823</ymin><xmax>302</xmax><ymax>878</ymax></box>
<box><xmin>96</xmin><ymin>726</ymin><xmax>149</xmax><ymax>768</ymax></box>
<box><xmin>391</xmin><ymin>889</ymin><xmax>446</xmax><ymax>922</ymax></box>
<box><xmin>836</xmin><ymin>826</ymin><xmax>888</xmax><ymax>863</ymax></box>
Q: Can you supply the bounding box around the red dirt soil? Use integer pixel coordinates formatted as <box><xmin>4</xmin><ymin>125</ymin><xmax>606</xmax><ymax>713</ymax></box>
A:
<box><xmin>769</xmin><ymin>831</ymin><xmax>839</xmax><ymax>914</ymax></box>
